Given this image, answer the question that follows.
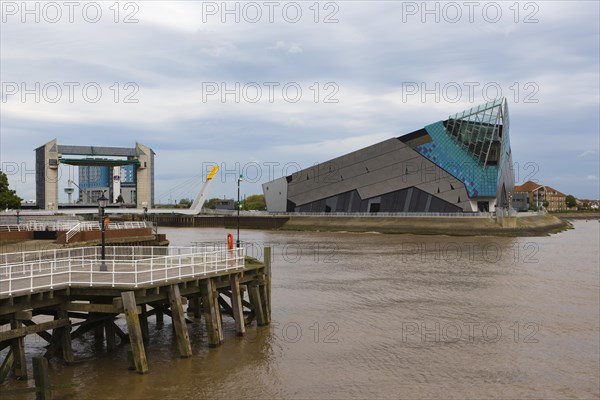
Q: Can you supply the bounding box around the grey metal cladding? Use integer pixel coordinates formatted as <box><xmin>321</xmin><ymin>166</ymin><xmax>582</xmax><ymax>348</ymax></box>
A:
<box><xmin>296</xmin><ymin>186</ymin><xmax>462</xmax><ymax>213</ymax></box>
<box><xmin>287</xmin><ymin>138</ymin><xmax>468</xmax><ymax>207</ymax></box>
<box><xmin>262</xmin><ymin>177</ymin><xmax>288</xmax><ymax>212</ymax></box>
<box><xmin>288</xmin><ymin>139</ymin><xmax>405</xmax><ymax>202</ymax></box>
<box><xmin>57</xmin><ymin>145</ymin><xmax>138</xmax><ymax>157</ymax></box>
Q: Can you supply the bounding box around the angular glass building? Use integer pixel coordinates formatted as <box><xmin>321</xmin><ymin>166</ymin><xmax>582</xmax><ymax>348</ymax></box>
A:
<box><xmin>263</xmin><ymin>98</ymin><xmax>514</xmax><ymax>213</ymax></box>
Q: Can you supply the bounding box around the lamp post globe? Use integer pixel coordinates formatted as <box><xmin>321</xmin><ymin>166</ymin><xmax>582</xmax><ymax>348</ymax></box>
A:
<box><xmin>98</xmin><ymin>193</ymin><xmax>108</xmax><ymax>209</ymax></box>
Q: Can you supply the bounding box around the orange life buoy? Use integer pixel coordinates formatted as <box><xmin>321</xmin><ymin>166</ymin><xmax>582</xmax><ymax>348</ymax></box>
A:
<box><xmin>227</xmin><ymin>233</ymin><xmax>234</xmax><ymax>250</ymax></box>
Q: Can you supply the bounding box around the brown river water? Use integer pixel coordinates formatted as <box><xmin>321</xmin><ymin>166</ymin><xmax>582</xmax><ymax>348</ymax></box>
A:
<box><xmin>3</xmin><ymin>220</ymin><xmax>599</xmax><ymax>399</ymax></box>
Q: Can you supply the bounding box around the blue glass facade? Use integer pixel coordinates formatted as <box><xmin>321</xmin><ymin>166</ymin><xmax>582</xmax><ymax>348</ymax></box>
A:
<box><xmin>410</xmin><ymin>98</ymin><xmax>513</xmax><ymax>204</ymax></box>
<box><xmin>120</xmin><ymin>164</ymin><xmax>135</xmax><ymax>184</ymax></box>
<box><xmin>78</xmin><ymin>166</ymin><xmax>110</xmax><ymax>189</ymax></box>
<box><xmin>414</xmin><ymin>121</ymin><xmax>498</xmax><ymax>197</ymax></box>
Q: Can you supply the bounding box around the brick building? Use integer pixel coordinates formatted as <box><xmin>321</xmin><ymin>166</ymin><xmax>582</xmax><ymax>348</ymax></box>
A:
<box><xmin>513</xmin><ymin>180</ymin><xmax>570</xmax><ymax>211</ymax></box>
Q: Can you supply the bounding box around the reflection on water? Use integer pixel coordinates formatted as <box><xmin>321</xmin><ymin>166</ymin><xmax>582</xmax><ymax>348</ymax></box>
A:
<box><xmin>3</xmin><ymin>221</ymin><xmax>599</xmax><ymax>399</ymax></box>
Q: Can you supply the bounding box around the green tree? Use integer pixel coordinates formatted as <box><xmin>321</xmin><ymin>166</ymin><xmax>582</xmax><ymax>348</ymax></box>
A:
<box><xmin>565</xmin><ymin>195</ymin><xmax>577</xmax><ymax>208</ymax></box>
<box><xmin>203</xmin><ymin>198</ymin><xmax>221</xmax><ymax>209</ymax></box>
<box><xmin>0</xmin><ymin>171</ymin><xmax>22</xmax><ymax>209</ymax></box>
<box><xmin>243</xmin><ymin>194</ymin><xmax>266</xmax><ymax>211</ymax></box>
<box><xmin>178</xmin><ymin>198</ymin><xmax>192</xmax><ymax>208</ymax></box>
<box><xmin>542</xmin><ymin>200</ymin><xmax>549</xmax><ymax>208</ymax></box>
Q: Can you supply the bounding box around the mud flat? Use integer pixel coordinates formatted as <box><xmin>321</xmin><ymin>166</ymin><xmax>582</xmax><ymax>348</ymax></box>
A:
<box><xmin>279</xmin><ymin>215</ymin><xmax>571</xmax><ymax>237</ymax></box>
<box><xmin>0</xmin><ymin>235</ymin><xmax>168</xmax><ymax>254</ymax></box>
<box><xmin>552</xmin><ymin>211</ymin><xmax>600</xmax><ymax>220</ymax></box>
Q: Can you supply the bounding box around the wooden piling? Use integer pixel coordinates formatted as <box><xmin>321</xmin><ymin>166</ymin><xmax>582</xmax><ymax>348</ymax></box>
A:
<box><xmin>190</xmin><ymin>296</ymin><xmax>202</xmax><ymax>320</ymax></box>
<box><xmin>32</xmin><ymin>356</ymin><xmax>51</xmax><ymax>400</ymax></box>
<box><xmin>140</xmin><ymin>304</ymin><xmax>149</xmax><ymax>344</ymax></box>
<box><xmin>229</xmin><ymin>273</ymin><xmax>246</xmax><ymax>336</ymax></box>
<box><xmin>56</xmin><ymin>309</ymin><xmax>74</xmax><ymax>364</ymax></box>
<box><xmin>186</xmin><ymin>299</ymin><xmax>194</xmax><ymax>318</ymax></box>
<box><xmin>201</xmin><ymin>279</ymin><xmax>221</xmax><ymax>347</ymax></box>
<box><xmin>105</xmin><ymin>318</ymin><xmax>116</xmax><ymax>351</ymax></box>
<box><xmin>167</xmin><ymin>284</ymin><xmax>192</xmax><ymax>357</ymax></box>
<box><xmin>93</xmin><ymin>315</ymin><xmax>105</xmax><ymax>344</ymax></box>
<box><xmin>248</xmin><ymin>284</ymin><xmax>267</xmax><ymax>326</ymax></box>
<box><xmin>260</xmin><ymin>283</ymin><xmax>271</xmax><ymax>325</ymax></box>
<box><xmin>121</xmin><ymin>291</ymin><xmax>148</xmax><ymax>374</ymax></box>
<box><xmin>10</xmin><ymin>317</ymin><xmax>27</xmax><ymax>379</ymax></box>
<box><xmin>155</xmin><ymin>304</ymin><xmax>164</xmax><ymax>325</ymax></box>
<box><xmin>213</xmin><ymin>282</ymin><xmax>224</xmax><ymax>343</ymax></box>
<box><xmin>0</xmin><ymin>349</ymin><xmax>14</xmax><ymax>383</ymax></box>
<box><xmin>264</xmin><ymin>246</ymin><xmax>272</xmax><ymax>318</ymax></box>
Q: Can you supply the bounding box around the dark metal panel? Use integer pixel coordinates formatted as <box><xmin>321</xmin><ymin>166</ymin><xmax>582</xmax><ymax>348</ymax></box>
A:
<box><xmin>57</xmin><ymin>145</ymin><xmax>138</xmax><ymax>157</ymax></box>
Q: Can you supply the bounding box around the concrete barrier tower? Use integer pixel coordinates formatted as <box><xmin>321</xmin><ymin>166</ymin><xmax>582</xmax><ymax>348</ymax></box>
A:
<box><xmin>35</xmin><ymin>139</ymin><xmax>155</xmax><ymax>210</ymax></box>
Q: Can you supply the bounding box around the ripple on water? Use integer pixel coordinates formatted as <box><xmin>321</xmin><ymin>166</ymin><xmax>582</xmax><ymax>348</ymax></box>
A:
<box><xmin>10</xmin><ymin>222</ymin><xmax>599</xmax><ymax>399</ymax></box>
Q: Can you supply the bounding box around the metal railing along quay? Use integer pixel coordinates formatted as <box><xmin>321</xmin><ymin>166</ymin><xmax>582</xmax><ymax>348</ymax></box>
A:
<box><xmin>0</xmin><ymin>220</ymin><xmax>151</xmax><ymax>233</ymax></box>
<box><xmin>201</xmin><ymin>210</ymin><xmax>546</xmax><ymax>218</ymax></box>
<box><xmin>201</xmin><ymin>209</ymin><xmax>494</xmax><ymax>218</ymax></box>
<box><xmin>0</xmin><ymin>220</ymin><xmax>81</xmax><ymax>232</ymax></box>
<box><xmin>273</xmin><ymin>211</ymin><xmax>493</xmax><ymax>217</ymax></box>
<box><xmin>0</xmin><ymin>246</ymin><xmax>245</xmax><ymax>297</ymax></box>
<box><xmin>63</xmin><ymin>221</ymin><xmax>152</xmax><ymax>242</ymax></box>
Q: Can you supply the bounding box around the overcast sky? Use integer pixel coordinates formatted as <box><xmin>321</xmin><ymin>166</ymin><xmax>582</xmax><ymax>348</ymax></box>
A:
<box><xmin>1</xmin><ymin>1</ymin><xmax>598</xmax><ymax>203</ymax></box>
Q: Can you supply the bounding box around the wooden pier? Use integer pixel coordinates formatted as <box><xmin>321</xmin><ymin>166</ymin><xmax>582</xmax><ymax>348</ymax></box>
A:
<box><xmin>0</xmin><ymin>245</ymin><xmax>272</xmax><ymax>384</ymax></box>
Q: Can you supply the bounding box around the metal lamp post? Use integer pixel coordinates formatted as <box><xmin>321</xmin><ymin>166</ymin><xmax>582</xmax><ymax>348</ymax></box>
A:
<box><xmin>237</xmin><ymin>174</ymin><xmax>243</xmax><ymax>248</ymax></box>
<box><xmin>98</xmin><ymin>193</ymin><xmax>109</xmax><ymax>271</ymax></box>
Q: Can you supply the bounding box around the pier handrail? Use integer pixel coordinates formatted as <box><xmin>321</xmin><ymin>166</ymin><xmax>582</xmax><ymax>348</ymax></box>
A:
<box><xmin>0</xmin><ymin>246</ymin><xmax>246</xmax><ymax>297</ymax></box>
<box><xmin>65</xmin><ymin>223</ymin><xmax>82</xmax><ymax>243</ymax></box>
<box><xmin>0</xmin><ymin>245</ymin><xmax>226</xmax><ymax>265</ymax></box>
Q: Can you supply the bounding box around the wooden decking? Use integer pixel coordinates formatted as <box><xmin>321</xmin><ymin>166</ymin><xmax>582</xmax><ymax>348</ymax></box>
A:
<box><xmin>0</xmin><ymin>246</ymin><xmax>272</xmax><ymax>385</ymax></box>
